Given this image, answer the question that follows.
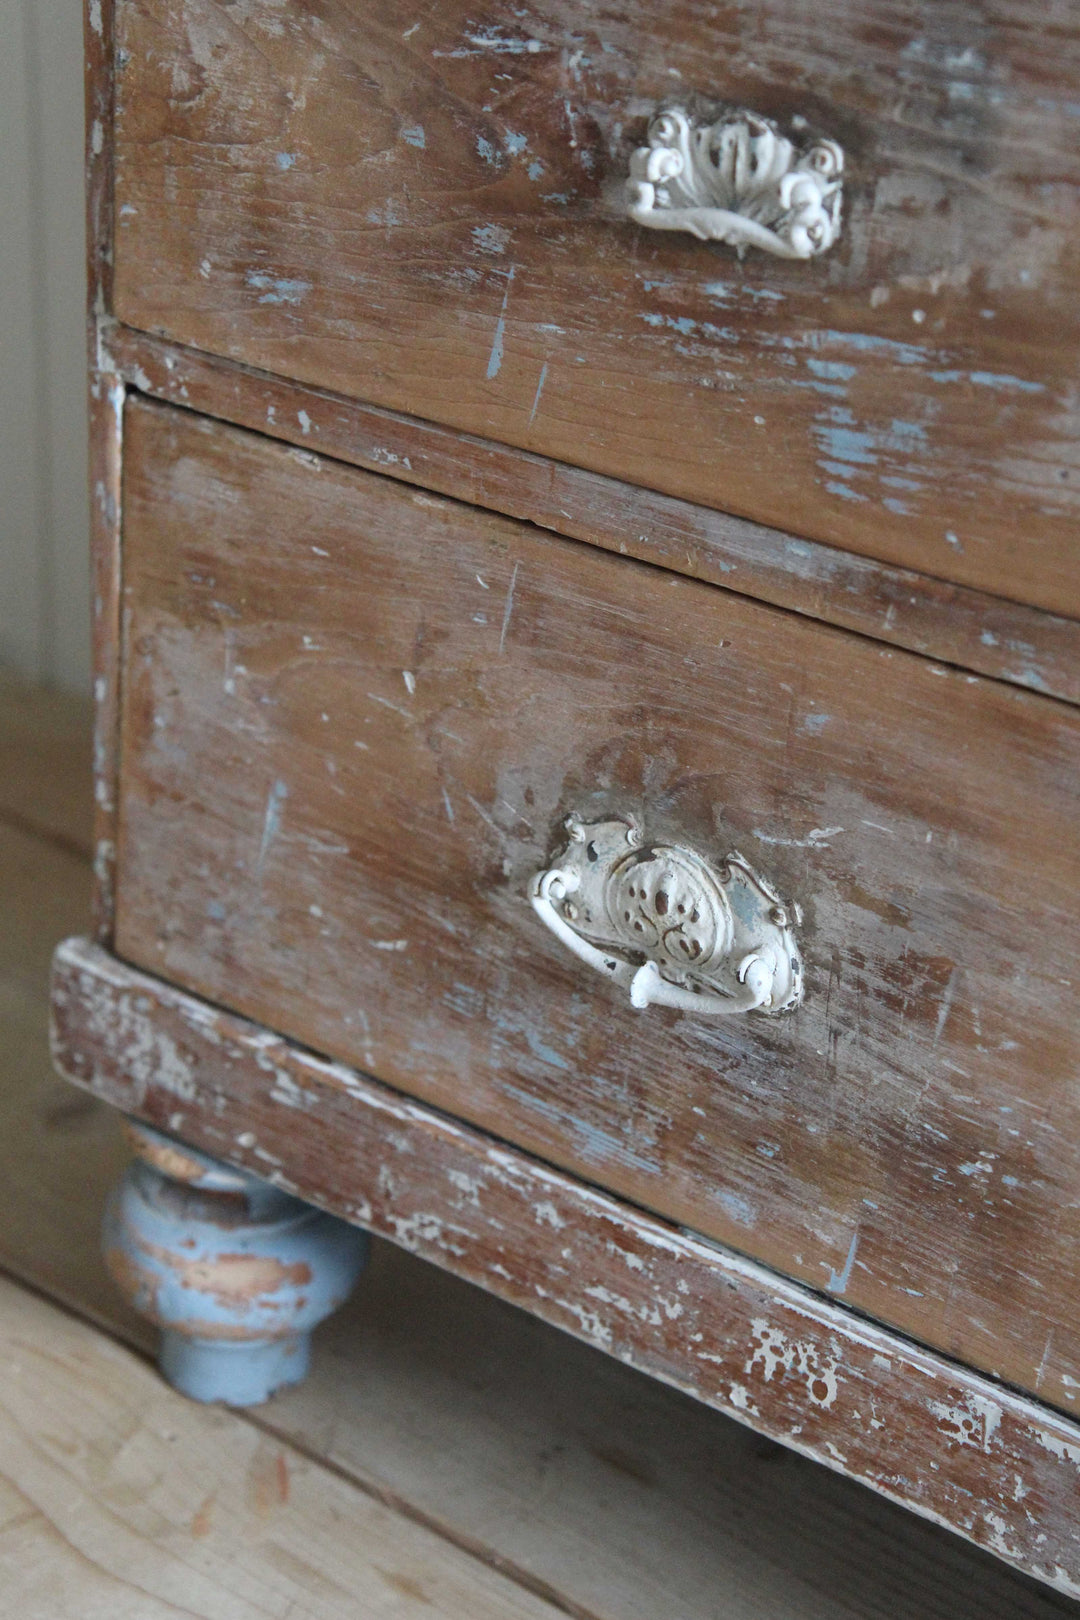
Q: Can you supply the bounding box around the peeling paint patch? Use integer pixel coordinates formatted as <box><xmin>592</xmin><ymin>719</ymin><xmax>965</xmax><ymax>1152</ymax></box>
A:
<box><xmin>747</xmin><ymin>1320</ymin><xmax>841</xmax><ymax>1409</ymax></box>
<box><xmin>401</xmin><ymin>124</ymin><xmax>426</xmax><ymax>149</ymax></box>
<box><xmin>245</xmin><ymin>270</ymin><xmax>311</xmax><ymax>306</ymax></box>
<box><xmin>928</xmin><ymin>1394</ymin><xmax>1002</xmax><ymax>1453</ymax></box>
<box><xmin>472</xmin><ymin>223</ymin><xmax>511</xmax><ymax>256</ymax></box>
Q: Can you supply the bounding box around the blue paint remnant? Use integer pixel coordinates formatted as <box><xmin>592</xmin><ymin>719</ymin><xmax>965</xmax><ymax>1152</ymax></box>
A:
<box><xmin>639</xmin><ymin>312</ymin><xmax>739</xmax><ymax>343</ymax></box>
<box><xmin>881</xmin><ymin>475</ymin><xmax>923</xmax><ymax>491</ymax></box>
<box><xmin>883</xmin><ymin>497</ymin><xmax>912</xmax><ymax>515</ymax></box>
<box><xmin>807</xmin><ymin>358</ymin><xmax>857</xmax><ymax>381</ymax></box>
<box><xmin>827</xmin><ymin>1231</ymin><xmax>859</xmax><ymax>1295</ymax></box>
<box><xmin>472</xmin><ymin>222</ymin><xmax>510</xmax><ymax>255</ymax></box>
<box><xmin>801</xmin><ymin>712</ymin><xmax>830</xmax><ymax>734</ymax></box>
<box><xmin>502</xmin><ymin>1085</ymin><xmax>659</xmax><ymax>1174</ymax></box>
<box><xmin>504</xmin><ymin>129</ymin><xmax>528</xmax><ymax>153</ymax></box>
<box><xmin>476</xmin><ymin>133</ymin><xmax>498</xmax><ymax>164</ymax></box>
<box><xmin>817</xmin><ymin>424</ymin><xmax>879</xmax><ymax>465</ymax></box>
<box><xmin>206</xmin><ymin>899</ymin><xmax>226</xmax><ymax>921</ymax></box>
<box><xmin>794</xmin><ymin>379</ymin><xmax>849</xmax><ymax>399</ymax></box>
<box><xmin>1003</xmin><ymin>665</ymin><xmax>1051</xmax><ymax>694</ymax></box>
<box><xmin>827</xmin><ymin>481</ymin><xmax>870</xmax><ymax>502</ymax></box>
<box><xmin>527</xmin><ymin>159</ymin><xmax>545</xmax><ymax>180</ymax></box>
<box><xmin>930</xmin><ymin>368</ymin><xmax>1044</xmax><ymax>393</ymax></box>
<box><xmin>523</xmin><ymin>1026</ymin><xmax>571</xmax><ymax>1071</ymax></box>
<box><xmin>541</xmin><ymin>191</ymin><xmax>572</xmax><ymax>205</ymax></box>
<box><xmin>717</xmin><ymin>1190</ymin><xmax>757</xmax><ymax>1228</ymax></box>
<box><xmin>245</xmin><ymin>271</ymin><xmax>311</xmax><ymax>306</ymax></box>
<box><xmin>528</xmin><ymin>361</ymin><xmax>549</xmax><ymax>425</ymax></box>
<box><xmin>970</xmin><ymin>371</ymin><xmax>1045</xmax><ymax>394</ymax></box>
<box><xmin>275</xmin><ymin>152</ymin><xmax>298</xmax><ymax>169</ymax></box>
<box><xmin>106</xmin><ymin>1126</ymin><xmax>369</xmax><ymax>1406</ymax></box>
<box><xmin>366</xmin><ymin>199</ymin><xmax>403</xmax><ymax>227</ymax></box>
<box><xmin>257</xmin><ymin>779</ymin><xmax>288</xmax><ymax>875</ymax></box>
<box><xmin>980</xmin><ymin>629</ymin><xmax>999</xmax><ymax>647</ymax></box>
<box><xmin>809</xmin><ymin>329</ymin><xmax>929</xmax><ymax>366</ymax></box>
<box><xmin>486</xmin><ymin>266</ymin><xmax>515</xmax><ymax>379</ymax></box>
<box><xmin>401</xmin><ymin>124</ymin><xmax>426</xmax><ymax>148</ymax></box>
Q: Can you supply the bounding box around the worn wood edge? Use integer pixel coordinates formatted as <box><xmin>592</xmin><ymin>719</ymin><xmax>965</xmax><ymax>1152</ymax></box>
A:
<box><xmin>51</xmin><ymin>936</ymin><xmax>1080</xmax><ymax>1599</ymax></box>
<box><xmin>86</xmin><ymin>0</ymin><xmax>121</xmax><ymax>944</ymax></box>
<box><xmin>103</xmin><ymin>322</ymin><xmax>1080</xmax><ymax>707</ymax></box>
<box><xmin>87</xmin><ymin>368</ymin><xmax>123</xmax><ymax>945</ymax></box>
<box><xmin>85</xmin><ymin>0</ymin><xmax>112</xmax><ymax>334</ymax></box>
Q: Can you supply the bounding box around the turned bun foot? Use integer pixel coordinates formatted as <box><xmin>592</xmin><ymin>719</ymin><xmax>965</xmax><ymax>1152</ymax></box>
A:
<box><xmin>104</xmin><ymin>1120</ymin><xmax>369</xmax><ymax>1406</ymax></box>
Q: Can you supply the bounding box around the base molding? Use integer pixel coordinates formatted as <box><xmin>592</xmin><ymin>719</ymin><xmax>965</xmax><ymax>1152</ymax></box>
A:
<box><xmin>51</xmin><ymin>936</ymin><xmax>1080</xmax><ymax>1596</ymax></box>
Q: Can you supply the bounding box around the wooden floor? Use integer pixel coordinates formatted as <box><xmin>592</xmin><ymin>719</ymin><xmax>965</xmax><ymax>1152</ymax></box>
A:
<box><xmin>1</xmin><ymin>666</ymin><xmax>1076</xmax><ymax>1620</ymax></box>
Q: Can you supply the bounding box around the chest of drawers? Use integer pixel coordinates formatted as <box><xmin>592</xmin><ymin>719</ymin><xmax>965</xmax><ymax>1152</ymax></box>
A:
<box><xmin>54</xmin><ymin>0</ymin><xmax>1080</xmax><ymax>1593</ymax></box>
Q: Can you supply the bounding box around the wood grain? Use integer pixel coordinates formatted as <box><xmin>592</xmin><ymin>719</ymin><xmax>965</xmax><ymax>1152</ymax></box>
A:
<box><xmin>108</xmin><ymin>0</ymin><xmax>1080</xmax><ymax>616</ymax></box>
<box><xmin>50</xmin><ymin>936</ymin><xmax>1080</xmax><ymax>1601</ymax></box>
<box><xmin>107</xmin><ymin>326</ymin><xmax>1080</xmax><ymax>706</ymax></box>
<box><xmin>115</xmin><ymin>396</ymin><xmax>1080</xmax><ymax>1409</ymax></box>
<box><xmin>0</xmin><ymin>1275</ymin><xmax>566</xmax><ymax>1620</ymax></box>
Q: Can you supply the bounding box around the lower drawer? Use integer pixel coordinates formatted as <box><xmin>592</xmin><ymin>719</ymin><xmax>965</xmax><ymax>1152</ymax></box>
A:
<box><xmin>116</xmin><ymin>395</ymin><xmax>1080</xmax><ymax>1409</ymax></box>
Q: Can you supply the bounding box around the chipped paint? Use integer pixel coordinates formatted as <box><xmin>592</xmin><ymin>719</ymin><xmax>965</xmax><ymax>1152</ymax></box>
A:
<box><xmin>245</xmin><ymin>271</ymin><xmax>311</xmax><ymax>306</ymax></box>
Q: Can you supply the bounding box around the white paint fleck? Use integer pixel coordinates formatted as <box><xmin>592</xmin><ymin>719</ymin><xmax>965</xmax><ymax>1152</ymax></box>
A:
<box><xmin>298</xmin><ymin>410</ymin><xmax>312</xmax><ymax>434</ymax></box>
<box><xmin>486</xmin><ymin>266</ymin><xmax>515</xmax><ymax>377</ymax></box>
<box><xmin>256</xmin><ymin>779</ymin><xmax>288</xmax><ymax>877</ymax></box>
<box><xmin>753</xmin><ymin>826</ymin><xmax>844</xmax><ymax>848</ymax></box>
<box><xmin>371</xmin><ymin>939</ymin><xmax>409</xmax><ymax>951</ymax></box>
<box><xmin>528</xmin><ymin>361</ymin><xmax>549</xmax><ymax>426</ymax></box>
<box><xmin>403</xmin><ymin>670</ymin><xmax>416</xmax><ymax>694</ymax></box>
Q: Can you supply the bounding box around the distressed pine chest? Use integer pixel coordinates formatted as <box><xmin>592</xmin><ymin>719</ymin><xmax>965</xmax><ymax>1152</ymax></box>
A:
<box><xmin>53</xmin><ymin>0</ymin><xmax>1080</xmax><ymax>1591</ymax></box>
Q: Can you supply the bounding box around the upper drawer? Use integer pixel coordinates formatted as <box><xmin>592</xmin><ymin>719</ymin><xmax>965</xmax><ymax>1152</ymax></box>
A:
<box><xmin>108</xmin><ymin>0</ymin><xmax>1080</xmax><ymax>618</ymax></box>
<box><xmin>116</xmin><ymin>396</ymin><xmax>1080</xmax><ymax>1413</ymax></box>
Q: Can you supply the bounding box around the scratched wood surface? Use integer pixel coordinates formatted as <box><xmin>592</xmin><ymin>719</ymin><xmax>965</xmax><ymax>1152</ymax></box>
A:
<box><xmin>108</xmin><ymin>0</ymin><xmax>1080</xmax><ymax>617</ymax></box>
<box><xmin>4</xmin><ymin>674</ymin><xmax>1073</xmax><ymax>1620</ymax></box>
<box><xmin>106</xmin><ymin>328</ymin><xmax>1080</xmax><ymax>707</ymax></box>
<box><xmin>114</xmin><ymin>397</ymin><xmax>1080</xmax><ymax>1408</ymax></box>
<box><xmin>50</xmin><ymin>938</ymin><xmax>1080</xmax><ymax>1597</ymax></box>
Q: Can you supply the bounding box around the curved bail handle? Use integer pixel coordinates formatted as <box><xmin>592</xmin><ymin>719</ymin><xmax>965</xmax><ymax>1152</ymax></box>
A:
<box><xmin>531</xmin><ymin>866</ymin><xmax>783</xmax><ymax>1018</ymax></box>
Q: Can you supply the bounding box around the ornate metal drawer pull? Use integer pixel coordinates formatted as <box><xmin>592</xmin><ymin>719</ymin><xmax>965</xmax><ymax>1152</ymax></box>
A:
<box><xmin>531</xmin><ymin>816</ymin><xmax>802</xmax><ymax>1016</ymax></box>
<box><xmin>626</xmin><ymin>106</ymin><xmax>844</xmax><ymax>260</ymax></box>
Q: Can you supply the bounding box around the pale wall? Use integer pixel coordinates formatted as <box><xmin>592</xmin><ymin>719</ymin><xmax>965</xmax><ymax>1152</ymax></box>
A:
<box><xmin>0</xmin><ymin>0</ymin><xmax>90</xmax><ymax>692</ymax></box>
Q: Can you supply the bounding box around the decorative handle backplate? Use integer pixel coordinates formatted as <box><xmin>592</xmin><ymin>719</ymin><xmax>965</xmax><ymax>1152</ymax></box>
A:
<box><xmin>626</xmin><ymin>106</ymin><xmax>844</xmax><ymax>260</ymax></box>
<box><xmin>531</xmin><ymin>815</ymin><xmax>803</xmax><ymax>1017</ymax></box>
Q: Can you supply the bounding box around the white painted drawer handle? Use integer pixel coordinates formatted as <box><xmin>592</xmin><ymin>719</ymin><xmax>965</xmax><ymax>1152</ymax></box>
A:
<box><xmin>626</xmin><ymin>106</ymin><xmax>844</xmax><ymax>260</ymax></box>
<box><xmin>531</xmin><ymin>815</ymin><xmax>802</xmax><ymax>1016</ymax></box>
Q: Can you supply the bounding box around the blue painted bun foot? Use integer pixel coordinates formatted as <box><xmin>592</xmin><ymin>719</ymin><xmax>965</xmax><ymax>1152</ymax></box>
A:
<box><xmin>104</xmin><ymin>1119</ymin><xmax>370</xmax><ymax>1407</ymax></box>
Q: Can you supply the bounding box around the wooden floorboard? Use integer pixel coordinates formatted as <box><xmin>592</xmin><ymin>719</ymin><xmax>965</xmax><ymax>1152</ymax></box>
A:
<box><xmin>0</xmin><ymin>1278</ymin><xmax>564</xmax><ymax>1620</ymax></box>
<box><xmin>1</xmin><ymin>669</ymin><xmax>1076</xmax><ymax>1619</ymax></box>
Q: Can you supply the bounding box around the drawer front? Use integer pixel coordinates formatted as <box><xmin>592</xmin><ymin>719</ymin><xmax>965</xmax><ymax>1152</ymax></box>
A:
<box><xmin>110</xmin><ymin>0</ymin><xmax>1080</xmax><ymax>617</ymax></box>
<box><xmin>117</xmin><ymin>397</ymin><xmax>1080</xmax><ymax>1409</ymax></box>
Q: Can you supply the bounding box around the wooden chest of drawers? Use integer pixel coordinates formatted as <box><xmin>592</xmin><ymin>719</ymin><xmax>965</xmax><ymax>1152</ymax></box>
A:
<box><xmin>55</xmin><ymin>0</ymin><xmax>1080</xmax><ymax>1593</ymax></box>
